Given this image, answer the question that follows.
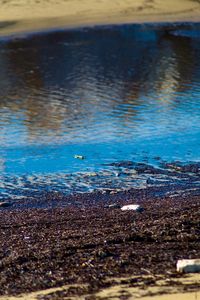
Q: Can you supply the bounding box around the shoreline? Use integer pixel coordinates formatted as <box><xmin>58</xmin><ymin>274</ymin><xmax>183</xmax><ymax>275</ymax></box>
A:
<box><xmin>0</xmin><ymin>0</ymin><xmax>200</xmax><ymax>36</ymax></box>
<box><xmin>0</xmin><ymin>1</ymin><xmax>200</xmax><ymax>298</ymax></box>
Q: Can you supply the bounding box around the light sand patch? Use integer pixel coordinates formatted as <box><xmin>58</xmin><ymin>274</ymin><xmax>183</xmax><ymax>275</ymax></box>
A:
<box><xmin>141</xmin><ymin>292</ymin><xmax>200</xmax><ymax>300</ymax></box>
<box><xmin>0</xmin><ymin>274</ymin><xmax>199</xmax><ymax>300</ymax></box>
<box><xmin>96</xmin><ymin>274</ymin><xmax>200</xmax><ymax>299</ymax></box>
<box><xmin>0</xmin><ymin>0</ymin><xmax>200</xmax><ymax>36</ymax></box>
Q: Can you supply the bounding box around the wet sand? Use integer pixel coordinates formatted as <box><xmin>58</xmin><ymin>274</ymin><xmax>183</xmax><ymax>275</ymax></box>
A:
<box><xmin>0</xmin><ymin>0</ymin><xmax>200</xmax><ymax>36</ymax></box>
<box><xmin>0</xmin><ymin>189</ymin><xmax>199</xmax><ymax>299</ymax></box>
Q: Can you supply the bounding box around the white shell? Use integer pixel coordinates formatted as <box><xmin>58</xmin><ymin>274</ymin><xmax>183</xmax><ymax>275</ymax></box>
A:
<box><xmin>121</xmin><ymin>204</ymin><xmax>142</xmax><ymax>211</ymax></box>
<box><xmin>177</xmin><ymin>259</ymin><xmax>200</xmax><ymax>273</ymax></box>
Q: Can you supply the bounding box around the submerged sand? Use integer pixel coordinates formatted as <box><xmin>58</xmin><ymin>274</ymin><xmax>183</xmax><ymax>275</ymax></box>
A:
<box><xmin>0</xmin><ymin>0</ymin><xmax>200</xmax><ymax>36</ymax></box>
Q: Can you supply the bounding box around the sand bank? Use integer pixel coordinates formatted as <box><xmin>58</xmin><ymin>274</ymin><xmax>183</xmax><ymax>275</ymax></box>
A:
<box><xmin>0</xmin><ymin>0</ymin><xmax>200</xmax><ymax>36</ymax></box>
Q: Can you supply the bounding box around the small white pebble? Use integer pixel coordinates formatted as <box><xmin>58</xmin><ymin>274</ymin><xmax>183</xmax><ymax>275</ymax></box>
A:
<box><xmin>121</xmin><ymin>204</ymin><xmax>143</xmax><ymax>212</ymax></box>
<box><xmin>177</xmin><ymin>259</ymin><xmax>200</xmax><ymax>273</ymax></box>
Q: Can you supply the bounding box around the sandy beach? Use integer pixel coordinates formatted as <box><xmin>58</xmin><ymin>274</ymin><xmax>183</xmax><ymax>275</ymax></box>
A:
<box><xmin>0</xmin><ymin>0</ymin><xmax>200</xmax><ymax>36</ymax></box>
<box><xmin>0</xmin><ymin>1</ymin><xmax>200</xmax><ymax>299</ymax></box>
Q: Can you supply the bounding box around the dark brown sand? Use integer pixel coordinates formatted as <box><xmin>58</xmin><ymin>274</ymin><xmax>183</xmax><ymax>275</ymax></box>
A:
<box><xmin>0</xmin><ymin>188</ymin><xmax>199</xmax><ymax>298</ymax></box>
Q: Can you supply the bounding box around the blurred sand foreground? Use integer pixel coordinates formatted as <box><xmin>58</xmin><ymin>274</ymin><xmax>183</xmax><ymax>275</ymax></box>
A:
<box><xmin>0</xmin><ymin>0</ymin><xmax>200</xmax><ymax>36</ymax></box>
<box><xmin>0</xmin><ymin>274</ymin><xmax>199</xmax><ymax>300</ymax></box>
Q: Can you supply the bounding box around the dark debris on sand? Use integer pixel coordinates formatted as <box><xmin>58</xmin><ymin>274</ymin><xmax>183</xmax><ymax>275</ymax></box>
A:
<box><xmin>0</xmin><ymin>189</ymin><xmax>199</xmax><ymax>298</ymax></box>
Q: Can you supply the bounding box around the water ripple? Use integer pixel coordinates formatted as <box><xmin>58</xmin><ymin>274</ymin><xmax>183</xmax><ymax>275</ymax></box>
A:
<box><xmin>0</xmin><ymin>23</ymin><xmax>200</xmax><ymax>199</ymax></box>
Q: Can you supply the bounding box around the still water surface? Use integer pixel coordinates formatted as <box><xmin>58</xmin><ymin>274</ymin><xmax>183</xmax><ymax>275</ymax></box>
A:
<box><xmin>0</xmin><ymin>23</ymin><xmax>200</xmax><ymax>199</ymax></box>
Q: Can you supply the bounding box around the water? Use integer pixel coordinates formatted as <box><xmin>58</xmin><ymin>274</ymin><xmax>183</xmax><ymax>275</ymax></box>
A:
<box><xmin>0</xmin><ymin>23</ymin><xmax>200</xmax><ymax>200</ymax></box>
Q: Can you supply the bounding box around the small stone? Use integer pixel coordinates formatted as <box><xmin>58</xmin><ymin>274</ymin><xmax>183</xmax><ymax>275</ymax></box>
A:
<box><xmin>110</xmin><ymin>190</ymin><xmax>118</xmax><ymax>194</ymax></box>
<box><xmin>177</xmin><ymin>259</ymin><xmax>200</xmax><ymax>273</ymax></box>
<box><xmin>87</xmin><ymin>172</ymin><xmax>97</xmax><ymax>177</ymax></box>
<box><xmin>121</xmin><ymin>204</ymin><xmax>143</xmax><ymax>212</ymax></box>
<box><xmin>115</xmin><ymin>172</ymin><xmax>121</xmax><ymax>177</ymax></box>
<box><xmin>0</xmin><ymin>202</ymin><xmax>12</xmax><ymax>208</ymax></box>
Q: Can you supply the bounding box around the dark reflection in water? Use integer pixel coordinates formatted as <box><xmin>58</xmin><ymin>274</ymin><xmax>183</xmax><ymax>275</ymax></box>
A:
<box><xmin>0</xmin><ymin>23</ymin><xmax>200</xmax><ymax>199</ymax></box>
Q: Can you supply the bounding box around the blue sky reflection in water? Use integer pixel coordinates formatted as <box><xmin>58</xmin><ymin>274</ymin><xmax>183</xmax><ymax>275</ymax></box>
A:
<box><xmin>0</xmin><ymin>23</ymin><xmax>200</xmax><ymax>198</ymax></box>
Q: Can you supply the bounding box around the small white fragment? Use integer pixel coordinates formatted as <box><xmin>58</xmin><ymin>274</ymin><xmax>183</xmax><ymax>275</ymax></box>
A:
<box><xmin>121</xmin><ymin>204</ymin><xmax>143</xmax><ymax>212</ymax></box>
<box><xmin>177</xmin><ymin>259</ymin><xmax>200</xmax><ymax>273</ymax></box>
<box><xmin>74</xmin><ymin>154</ymin><xmax>85</xmax><ymax>160</ymax></box>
